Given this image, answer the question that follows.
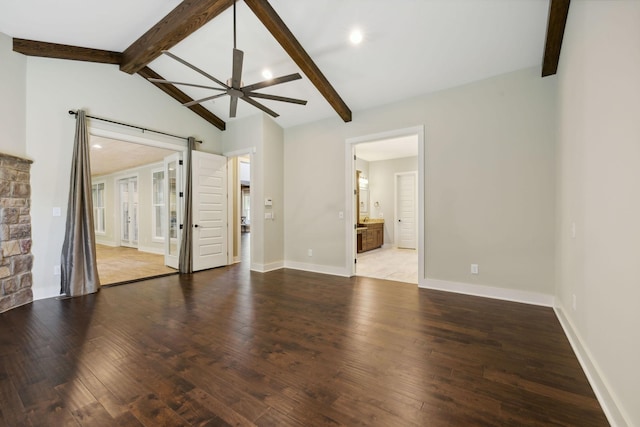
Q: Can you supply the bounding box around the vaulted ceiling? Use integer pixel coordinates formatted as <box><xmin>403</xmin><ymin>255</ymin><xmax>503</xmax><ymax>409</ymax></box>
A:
<box><xmin>0</xmin><ymin>0</ymin><xmax>569</xmax><ymax>131</ymax></box>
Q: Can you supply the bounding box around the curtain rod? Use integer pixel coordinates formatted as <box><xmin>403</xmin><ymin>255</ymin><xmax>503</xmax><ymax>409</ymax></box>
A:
<box><xmin>68</xmin><ymin>110</ymin><xmax>202</xmax><ymax>143</ymax></box>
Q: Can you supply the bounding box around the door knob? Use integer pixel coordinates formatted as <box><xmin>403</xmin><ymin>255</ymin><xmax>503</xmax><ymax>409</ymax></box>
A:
<box><xmin>194</xmin><ymin>224</ymin><xmax>199</xmax><ymax>228</ymax></box>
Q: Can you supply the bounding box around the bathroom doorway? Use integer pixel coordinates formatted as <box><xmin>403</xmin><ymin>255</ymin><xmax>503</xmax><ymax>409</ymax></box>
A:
<box><xmin>346</xmin><ymin>126</ymin><xmax>425</xmax><ymax>285</ymax></box>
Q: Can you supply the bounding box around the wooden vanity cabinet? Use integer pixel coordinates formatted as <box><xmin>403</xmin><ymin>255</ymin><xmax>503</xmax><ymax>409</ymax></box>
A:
<box><xmin>357</xmin><ymin>222</ymin><xmax>384</xmax><ymax>253</ymax></box>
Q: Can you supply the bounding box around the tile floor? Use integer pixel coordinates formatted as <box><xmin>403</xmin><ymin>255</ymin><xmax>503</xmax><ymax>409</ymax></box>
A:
<box><xmin>96</xmin><ymin>244</ymin><xmax>177</xmax><ymax>285</ymax></box>
<box><xmin>356</xmin><ymin>245</ymin><xmax>418</xmax><ymax>284</ymax></box>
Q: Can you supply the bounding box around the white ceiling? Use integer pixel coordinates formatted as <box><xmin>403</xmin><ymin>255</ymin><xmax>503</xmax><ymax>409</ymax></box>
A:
<box><xmin>0</xmin><ymin>0</ymin><xmax>551</xmax><ymax>129</ymax></box>
<box><xmin>356</xmin><ymin>135</ymin><xmax>418</xmax><ymax>162</ymax></box>
<box><xmin>89</xmin><ymin>136</ymin><xmax>178</xmax><ymax>176</ymax></box>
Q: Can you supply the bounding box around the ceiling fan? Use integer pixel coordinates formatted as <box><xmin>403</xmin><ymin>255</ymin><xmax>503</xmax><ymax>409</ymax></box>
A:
<box><xmin>147</xmin><ymin>0</ymin><xmax>307</xmax><ymax>118</ymax></box>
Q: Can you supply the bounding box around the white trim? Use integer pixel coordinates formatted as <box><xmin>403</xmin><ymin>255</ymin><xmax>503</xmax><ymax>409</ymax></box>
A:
<box><xmin>345</xmin><ymin>126</ymin><xmax>425</xmax><ymax>282</ymax></box>
<box><xmin>224</xmin><ymin>147</ymin><xmax>255</xmax><ymax>268</ymax></box>
<box><xmin>89</xmin><ymin>127</ymin><xmax>186</xmax><ymax>152</ymax></box>
<box><xmin>284</xmin><ymin>261</ymin><xmax>350</xmax><ymax>277</ymax></box>
<box><xmin>251</xmin><ymin>261</ymin><xmax>284</xmax><ymax>273</ymax></box>
<box><xmin>95</xmin><ymin>239</ymin><xmax>117</xmax><ymax>247</ymax></box>
<box><xmin>554</xmin><ymin>306</ymin><xmax>630</xmax><ymax>427</ymax></box>
<box><xmin>422</xmin><ymin>278</ymin><xmax>554</xmax><ymax>307</ymax></box>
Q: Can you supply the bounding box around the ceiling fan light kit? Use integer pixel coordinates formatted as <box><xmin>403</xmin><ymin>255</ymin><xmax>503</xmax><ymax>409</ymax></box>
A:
<box><xmin>148</xmin><ymin>0</ymin><xmax>307</xmax><ymax>119</ymax></box>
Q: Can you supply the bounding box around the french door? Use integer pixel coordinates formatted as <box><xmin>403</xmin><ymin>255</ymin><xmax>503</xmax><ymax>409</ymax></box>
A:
<box><xmin>164</xmin><ymin>153</ymin><xmax>182</xmax><ymax>269</ymax></box>
<box><xmin>119</xmin><ymin>177</ymin><xmax>139</xmax><ymax>248</ymax></box>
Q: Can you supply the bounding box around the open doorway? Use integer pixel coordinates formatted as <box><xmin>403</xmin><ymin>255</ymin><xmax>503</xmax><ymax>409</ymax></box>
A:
<box><xmin>346</xmin><ymin>126</ymin><xmax>425</xmax><ymax>285</ymax></box>
<box><xmin>89</xmin><ymin>134</ymin><xmax>181</xmax><ymax>285</ymax></box>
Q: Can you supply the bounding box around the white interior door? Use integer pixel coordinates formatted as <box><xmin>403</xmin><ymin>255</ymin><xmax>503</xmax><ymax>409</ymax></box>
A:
<box><xmin>164</xmin><ymin>152</ymin><xmax>182</xmax><ymax>269</ymax></box>
<box><xmin>119</xmin><ymin>177</ymin><xmax>138</xmax><ymax>248</ymax></box>
<box><xmin>396</xmin><ymin>172</ymin><xmax>417</xmax><ymax>249</ymax></box>
<box><xmin>192</xmin><ymin>151</ymin><xmax>228</xmax><ymax>272</ymax></box>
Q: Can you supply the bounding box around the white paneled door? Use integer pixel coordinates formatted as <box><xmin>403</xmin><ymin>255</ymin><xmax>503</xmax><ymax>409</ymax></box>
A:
<box><xmin>192</xmin><ymin>151</ymin><xmax>228</xmax><ymax>272</ymax></box>
<box><xmin>395</xmin><ymin>172</ymin><xmax>417</xmax><ymax>249</ymax></box>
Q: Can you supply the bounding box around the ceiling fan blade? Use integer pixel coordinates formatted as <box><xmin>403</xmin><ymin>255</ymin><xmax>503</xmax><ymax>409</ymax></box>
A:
<box><xmin>229</xmin><ymin>96</ymin><xmax>239</xmax><ymax>118</ymax></box>
<box><xmin>246</xmin><ymin>92</ymin><xmax>307</xmax><ymax>105</ymax></box>
<box><xmin>148</xmin><ymin>78</ymin><xmax>225</xmax><ymax>91</ymax></box>
<box><xmin>231</xmin><ymin>49</ymin><xmax>244</xmax><ymax>89</ymax></box>
<box><xmin>183</xmin><ymin>92</ymin><xmax>227</xmax><ymax>107</ymax></box>
<box><xmin>240</xmin><ymin>96</ymin><xmax>279</xmax><ymax>118</ymax></box>
<box><xmin>162</xmin><ymin>50</ymin><xmax>229</xmax><ymax>89</ymax></box>
<box><xmin>242</xmin><ymin>73</ymin><xmax>302</xmax><ymax>92</ymax></box>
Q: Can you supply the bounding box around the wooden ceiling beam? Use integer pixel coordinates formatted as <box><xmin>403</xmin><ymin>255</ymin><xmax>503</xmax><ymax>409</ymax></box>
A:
<box><xmin>13</xmin><ymin>38</ymin><xmax>122</xmax><ymax>64</ymax></box>
<box><xmin>137</xmin><ymin>67</ymin><xmax>226</xmax><ymax>131</ymax></box>
<box><xmin>120</xmin><ymin>0</ymin><xmax>234</xmax><ymax>74</ymax></box>
<box><xmin>542</xmin><ymin>0</ymin><xmax>571</xmax><ymax>77</ymax></box>
<box><xmin>244</xmin><ymin>0</ymin><xmax>352</xmax><ymax>123</ymax></box>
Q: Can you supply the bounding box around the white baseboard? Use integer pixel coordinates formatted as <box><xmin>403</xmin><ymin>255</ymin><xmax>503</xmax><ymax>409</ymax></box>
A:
<box><xmin>251</xmin><ymin>261</ymin><xmax>284</xmax><ymax>273</ymax></box>
<box><xmin>95</xmin><ymin>240</ymin><xmax>117</xmax><ymax>247</ymax></box>
<box><xmin>137</xmin><ymin>246</ymin><xmax>164</xmax><ymax>255</ymax></box>
<box><xmin>421</xmin><ymin>278</ymin><xmax>554</xmax><ymax>307</ymax></box>
<box><xmin>554</xmin><ymin>305</ymin><xmax>630</xmax><ymax>427</ymax></box>
<box><xmin>284</xmin><ymin>261</ymin><xmax>350</xmax><ymax>277</ymax></box>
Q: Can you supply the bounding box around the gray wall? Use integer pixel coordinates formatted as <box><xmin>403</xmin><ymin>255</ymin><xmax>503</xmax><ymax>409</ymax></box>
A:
<box><xmin>285</xmin><ymin>67</ymin><xmax>556</xmax><ymax>298</ymax></box>
<box><xmin>555</xmin><ymin>1</ymin><xmax>640</xmax><ymax>425</ymax></box>
<box><xmin>0</xmin><ymin>33</ymin><xmax>26</xmax><ymax>157</ymax></box>
<box><xmin>367</xmin><ymin>156</ymin><xmax>418</xmax><ymax>245</ymax></box>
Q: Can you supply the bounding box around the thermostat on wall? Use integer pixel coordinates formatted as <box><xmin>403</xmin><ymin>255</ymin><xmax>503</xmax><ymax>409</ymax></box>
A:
<box><xmin>265</xmin><ymin>197</ymin><xmax>273</xmax><ymax>206</ymax></box>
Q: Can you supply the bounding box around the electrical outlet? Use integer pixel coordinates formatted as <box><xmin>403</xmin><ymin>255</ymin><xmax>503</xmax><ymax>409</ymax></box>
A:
<box><xmin>471</xmin><ymin>264</ymin><xmax>479</xmax><ymax>274</ymax></box>
<box><xmin>308</xmin><ymin>249</ymin><xmax>313</xmax><ymax>257</ymax></box>
<box><xmin>572</xmin><ymin>294</ymin><xmax>577</xmax><ymax>311</ymax></box>
<box><xmin>338</xmin><ymin>211</ymin><xmax>344</xmax><ymax>219</ymax></box>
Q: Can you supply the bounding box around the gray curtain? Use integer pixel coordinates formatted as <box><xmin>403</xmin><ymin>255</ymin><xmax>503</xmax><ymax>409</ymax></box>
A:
<box><xmin>60</xmin><ymin>110</ymin><xmax>100</xmax><ymax>296</ymax></box>
<box><xmin>179</xmin><ymin>137</ymin><xmax>195</xmax><ymax>273</ymax></box>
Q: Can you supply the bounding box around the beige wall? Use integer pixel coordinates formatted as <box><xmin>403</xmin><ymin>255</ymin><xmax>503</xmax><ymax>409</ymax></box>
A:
<box><xmin>222</xmin><ymin>114</ymin><xmax>285</xmax><ymax>271</ymax></box>
<box><xmin>556</xmin><ymin>2</ymin><xmax>640</xmax><ymax>425</ymax></box>
<box><xmin>367</xmin><ymin>156</ymin><xmax>418</xmax><ymax>245</ymax></box>
<box><xmin>93</xmin><ymin>161</ymin><xmax>167</xmax><ymax>254</ymax></box>
<box><xmin>24</xmin><ymin>56</ymin><xmax>222</xmax><ymax>299</ymax></box>
<box><xmin>285</xmin><ymin>67</ymin><xmax>556</xmax><ymax>299</ymax></box>
<box><xmin>0</xmin><ymin>33</ymin><xmax>26</xmax><ymax>157</ymax></box>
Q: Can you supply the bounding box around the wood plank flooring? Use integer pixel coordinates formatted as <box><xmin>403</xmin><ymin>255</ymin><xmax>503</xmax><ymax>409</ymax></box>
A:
<box><xmin>96</xmin><ymin>244</ymin><xmax>177</xmax><ymax>285</ymax></box>
<box><xmin>0</xmin><ymin>264</ymin><xmax>608</xmax><ymax>426</ymax></box>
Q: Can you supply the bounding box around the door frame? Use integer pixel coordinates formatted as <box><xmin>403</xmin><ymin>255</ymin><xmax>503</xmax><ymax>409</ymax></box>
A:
<box><xmin>89</xmin><ymin>126</ymin><xmax>187</xmax><ymax>260</ymax></box>
<box><xmin>223</xmin><ymin>147</ymin><xmax>256</xmax><ymax>267</ymax></box>
<box><xmin>394</xmin><ymin>171</ymin><xmax>418</xmax><ymax>250</ymax></box>
<box><xmin>344</xmin><ymin>126</ymin><xmax>425</xmax><ymax>285</ymax></box>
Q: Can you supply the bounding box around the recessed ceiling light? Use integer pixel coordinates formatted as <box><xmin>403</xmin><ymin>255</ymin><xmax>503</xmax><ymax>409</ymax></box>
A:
<box><xmin>262</xmin><ymin>69</ymin><xmax>273</xmax><ymax>79</ymax></box>
<box><xmin>92</xmin><ymin>144</ymin><xmax>102</xmax><ymax>149</ymax></box>
<box><xmin>349</xmin><ymin>29</ymin><xmax>363</xmax><ymax>45</ymax></box>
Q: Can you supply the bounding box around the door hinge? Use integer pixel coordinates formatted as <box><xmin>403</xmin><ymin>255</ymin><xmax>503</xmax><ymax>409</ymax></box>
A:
<box><xmin>179</xmin><ymin>192</ymin><xmax>184</xmax><ymax>197</ymax></box>
<box><xmin>179</xmin><ymin>224</ymin><xmax>183</xmax><ymax>229</ymax></box>
<box><xmin>354</xmin><ymin>189</ymin><xmax>357</xmax><ymax>195</ymax></box>
<box><xmin>354</xmin><ymin>258</ymin><xmax>357</xmax><ymax>264</ymax></box>
<box><xmin>354</xmin><ymin>154</ymin><xmax>356</xmax><ymax>160</ymax></box>
<box><xmin>354</xmin><ymin>224</ymin><xmax>357</xmax><ymax>230</ymax></box>
<box><xmin>179</xmin><ymin>160</ymin><xmax>183</xmax><ymax>165</ymax></box>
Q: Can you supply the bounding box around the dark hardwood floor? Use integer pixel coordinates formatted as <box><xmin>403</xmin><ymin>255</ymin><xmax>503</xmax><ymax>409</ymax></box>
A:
<box><xmin>0</xmin><ymin>263</ymin><xmax>608</xmax><ymax>426</ymax></box>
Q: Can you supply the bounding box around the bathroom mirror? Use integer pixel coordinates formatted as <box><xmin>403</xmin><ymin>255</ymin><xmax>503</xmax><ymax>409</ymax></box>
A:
<box><xmin>357</xmin><ymin>170</ymin><xmax>369</xmax><ymax>216</ymax></box>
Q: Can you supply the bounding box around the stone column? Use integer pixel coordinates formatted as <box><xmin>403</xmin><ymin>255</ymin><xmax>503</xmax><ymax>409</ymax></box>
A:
<box><xmin>0</xmin><ymin>153</ymin><xmax>34</xmax><ymax>313</ymax></box>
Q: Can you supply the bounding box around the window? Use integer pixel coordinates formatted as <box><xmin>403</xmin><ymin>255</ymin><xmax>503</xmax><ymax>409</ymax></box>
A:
<box><xmin>152</xmin><ymin>170</ymin><xmax>165</xmax><ymax>241</ymax></box>
<box><xmin>92</xmin><ymin>182</ymin><xmax>106</xmax><ymax>234</ymax></box>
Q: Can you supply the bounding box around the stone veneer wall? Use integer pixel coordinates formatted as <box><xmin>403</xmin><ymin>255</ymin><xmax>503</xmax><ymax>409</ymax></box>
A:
<box><xmin>0</xmin><ymin>153</ymin><xmax>33</xmax><ymax>313</ymax></box>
